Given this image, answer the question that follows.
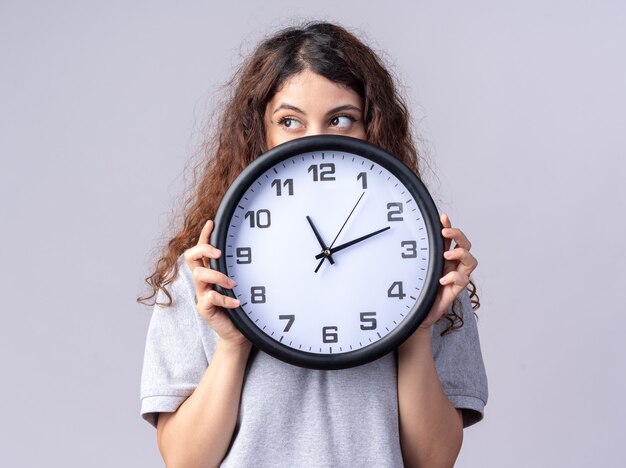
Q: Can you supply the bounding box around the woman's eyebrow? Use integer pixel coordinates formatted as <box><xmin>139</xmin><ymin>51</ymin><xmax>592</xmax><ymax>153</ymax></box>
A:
<box><xmin>324</xmin><ymin>104</ymin><xmax>362</xmax><ymax>116</ymax></box>
<box><xmin>272</xmin><ymin>103</ymin><xmax>305</xmax><ymax>116</ymax></box>
<box><xmin>271</xmin><ymin>103</ymin><xmax>363</xmax><ymax>116</ymax></box>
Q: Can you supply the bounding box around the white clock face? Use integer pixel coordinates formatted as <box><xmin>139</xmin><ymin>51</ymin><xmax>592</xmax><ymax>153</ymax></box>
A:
<box><xmin>221</xmin><ymin>147</ymin><xmax>434</xmax><ymax>358</ymax></box>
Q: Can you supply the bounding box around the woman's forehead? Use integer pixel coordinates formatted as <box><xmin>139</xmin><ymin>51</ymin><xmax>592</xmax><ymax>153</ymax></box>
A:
<box><xmin>267</xmin><ymin>70</ymin><xmax>362</xmax><ymax>113</ymax></box>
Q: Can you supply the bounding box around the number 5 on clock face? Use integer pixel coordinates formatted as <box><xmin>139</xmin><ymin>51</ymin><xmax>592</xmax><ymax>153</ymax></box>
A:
<box><xmin>211</xmin><ymin>135</ymin><xmax>443</xmax><ymax>370</ymax></box>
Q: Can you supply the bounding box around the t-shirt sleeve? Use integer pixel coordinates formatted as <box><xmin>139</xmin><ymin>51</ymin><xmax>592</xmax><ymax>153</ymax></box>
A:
<box><xmin>139</xmin><ymin>256</ymin><xmax>214</xmax><ymax>428</ymax></box>
<box><xmin>431</xmin><ymin>287</ymin><xmax>488</xmax><ymax>428</ymax></box>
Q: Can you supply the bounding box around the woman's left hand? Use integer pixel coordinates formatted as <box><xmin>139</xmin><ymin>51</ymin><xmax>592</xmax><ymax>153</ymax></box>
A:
<box><xmin>418</xmin><ymin>213</ymin><xmax>478</xmax><ymax>330</ymax></box>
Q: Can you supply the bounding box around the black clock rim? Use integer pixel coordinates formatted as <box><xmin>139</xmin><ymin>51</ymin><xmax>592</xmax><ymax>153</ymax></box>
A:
<box><xmin>210</xmin><ymin>135</ymin><xmax>444</xmax><ymax>370</ymax></box>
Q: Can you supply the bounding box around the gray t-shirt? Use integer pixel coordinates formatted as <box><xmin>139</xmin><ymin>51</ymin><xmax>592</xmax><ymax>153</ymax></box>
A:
<box><xmin>140</xmin><ymin>255</ymin><xmax>488</xmax><ymax>467</ymax></box>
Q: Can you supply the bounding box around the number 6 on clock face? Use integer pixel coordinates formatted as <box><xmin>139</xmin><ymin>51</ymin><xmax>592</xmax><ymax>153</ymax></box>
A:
<box><xmin>211</xmin><ymin>135</ymin><xmax>444</xmax><ymax>370</ymax></box>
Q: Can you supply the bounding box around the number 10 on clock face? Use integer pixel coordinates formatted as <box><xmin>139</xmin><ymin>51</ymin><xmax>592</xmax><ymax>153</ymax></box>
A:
<box><xmin>213</xmin><ymin>137</ymin><xmax>441</xmax><ymax>369</ymax></box>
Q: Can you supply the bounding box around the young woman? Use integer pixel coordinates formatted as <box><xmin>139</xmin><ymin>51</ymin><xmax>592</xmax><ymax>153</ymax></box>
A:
<box><xmin>138</xmin><ymin>21</ymin><xmax>487</xmax><ymax>468</ymax></box>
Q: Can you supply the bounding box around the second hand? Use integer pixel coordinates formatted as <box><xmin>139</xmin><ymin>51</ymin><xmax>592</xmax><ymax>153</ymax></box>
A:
<box><xmin>315</xmin><ymin>191</ymin><xmax>365</xmax><ymax>273</ymax></box>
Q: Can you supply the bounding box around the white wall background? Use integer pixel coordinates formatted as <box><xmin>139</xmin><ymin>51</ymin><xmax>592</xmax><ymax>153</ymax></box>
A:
<box><xmin>1</xmin><ymin>1</ymin><xmax>624</xmax><ymax>467</ymax></box>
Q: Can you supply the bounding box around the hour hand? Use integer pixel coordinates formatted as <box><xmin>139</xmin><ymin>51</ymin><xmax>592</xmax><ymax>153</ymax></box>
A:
<box><xmin>306</xmin><ymin>216</ymin><xmax>335</xmax><ymax>265</ymax></box>
<box><xmin>315</xmin><ymin>226</ymin><xmax>391</xmax><ymax>259</ymax></box>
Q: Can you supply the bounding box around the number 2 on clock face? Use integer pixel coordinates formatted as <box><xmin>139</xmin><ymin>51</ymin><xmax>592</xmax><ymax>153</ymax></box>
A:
<box><xmin>223</xmin><ymin>151</ymin><xmax>431</xmax><ymax>355</ymax></box>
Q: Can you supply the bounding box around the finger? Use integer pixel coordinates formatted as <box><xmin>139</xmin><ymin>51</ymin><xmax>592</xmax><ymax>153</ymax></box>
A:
<box><xmin>440</xmin><ymin>213</ymin><xmax>453</xmax><ymax>251</ymax></box>
<box><xmin>200</xmin><ymin>289</ymin><xmax>241</xmax><ymax>310</ymax></box>
<box><xmin>184</xmin><ymin>243</ymin><xmax>222</xmax><ymax>272</ymax></box>
<box><xmin>200</xmin><ymin>219</ymin><xmax>215</xmax><ymax>268</ymax></box>
<box><xmin>196</xmin><ymin>295</ymin><xmax>227</xmax><ymax>324</ymax></box>
<box><xmin>185</xmin><ymin>244</ymin><xmax>222</xmax><ymax>263</ymax></box>
<box><xmin>442</xmin><ymin>226</ymin><xmax>472</xmax><ymax>251</ymax></box>
<box><xmin>443</xmin><ymin>248</ymin><xmax>478</xmax><ymax>276</ymax></box>
<box><xmin>198</xmin><ymin>219</ymin><xmax>214</xmax><ymax>245</ymax></box>
<box><xmin>441</xmin><ymin>213</ymin><xmax>452</xmax><ymax>229</ymax></box>
<box><xmin>192</xmin><ymin>266</ymin><xmax>236</xmax><ymax>290</ymax></box>
<box><xmin>439</xmin><ymin>271</ymin><xmax>470</xmax><ymax>289</ymax></box>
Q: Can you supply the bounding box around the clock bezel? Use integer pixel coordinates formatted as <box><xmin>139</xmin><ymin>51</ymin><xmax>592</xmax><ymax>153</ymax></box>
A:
<box><xmin>210</xmin><ymin>134</ymin><xmax>444</xmax><ymax>370</ymax></box>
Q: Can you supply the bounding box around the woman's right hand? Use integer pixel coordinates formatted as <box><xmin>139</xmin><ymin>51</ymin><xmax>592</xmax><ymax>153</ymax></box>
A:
<box><xmin>184</xmin><ymin>219</ymin><xmax>250</xmax><ymax>349</ymax></box>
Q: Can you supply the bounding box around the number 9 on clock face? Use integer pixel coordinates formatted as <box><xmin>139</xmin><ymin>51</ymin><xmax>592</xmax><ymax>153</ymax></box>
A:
<box><xmin>211</xmin><ymin>135</ymin><xmax>443</xmax><ymax>370</ymax></box>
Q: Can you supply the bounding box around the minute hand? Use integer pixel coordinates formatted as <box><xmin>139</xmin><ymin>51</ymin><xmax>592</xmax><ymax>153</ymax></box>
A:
<box><xmin>314</xmin><ymin>226</ymin><xmax>391</xmax><ymax>259</ymax></box>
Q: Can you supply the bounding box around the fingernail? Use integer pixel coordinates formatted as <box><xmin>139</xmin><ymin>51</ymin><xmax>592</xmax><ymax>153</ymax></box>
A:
<box><xmin>439</xmin><ymin>277</ymin><xmax>446</xmax><ymax>284</ymax></box>
<box><xmin>213</xmin><ymin>247</ymin><xmax>221</xmax><ymax>255</ymax></box>
<box><xmin>442</xmin><ymin>228</ymin><xmax>452</xmax><ymax>235</ymax></box>
<box><xmin>444</xmin><ymin>251</ymin><xmax>453</xmax><ymax>258</ymax></box>
<box><xmin>230</xmin><ymin>298</ymin><xmax>240</xmax><ymax>306</ymax></box>
<box><xmin>228</xmin><ymin>278</ymin><xmax>237</xmax><ymax>287</ymax></box>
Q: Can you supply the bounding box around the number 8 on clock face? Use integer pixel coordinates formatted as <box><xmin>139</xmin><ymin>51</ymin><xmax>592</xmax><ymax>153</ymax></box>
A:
<box><xmin>211</xmin><ymin>135</ymin><xmax>444</xmax><ymax>370</ymax></box>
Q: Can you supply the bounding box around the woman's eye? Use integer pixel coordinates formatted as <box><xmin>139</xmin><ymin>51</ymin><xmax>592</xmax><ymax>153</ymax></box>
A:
<box><xmin>330</xmin><ymin>115</ymin><xmax>356</xmax><ymax>128</ymax></box>
<box><xmin>279</xmin><ymin>118</ymin><xmax>303</xmax><ymax>129</ymax></box>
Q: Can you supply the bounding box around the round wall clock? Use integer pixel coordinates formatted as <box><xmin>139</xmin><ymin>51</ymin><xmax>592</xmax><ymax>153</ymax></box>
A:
<box><xmin>210</xmin><ymin>135</ymin><xmax>444</xmax><ymax>370</ymax></box>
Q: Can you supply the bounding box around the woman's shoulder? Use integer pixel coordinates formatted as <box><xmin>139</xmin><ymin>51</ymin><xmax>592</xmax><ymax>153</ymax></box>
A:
<box><xmin>163</xmin><ymin>253</ymin><xmax>195</xmax><ymax>305</ymax></box>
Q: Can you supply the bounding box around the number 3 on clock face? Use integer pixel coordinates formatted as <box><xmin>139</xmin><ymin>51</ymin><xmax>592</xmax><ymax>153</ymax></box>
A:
<box><xmin>211</xmin><ymin>135</ymin><xmax>443</xmax><ymax>370</ymax></box>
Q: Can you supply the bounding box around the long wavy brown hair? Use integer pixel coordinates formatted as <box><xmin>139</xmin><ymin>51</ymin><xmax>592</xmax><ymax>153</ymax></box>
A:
<box><xmin>136</xmin><ymin>21</ymin><xmax>479</xmax><ymax>335</ymax></box>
